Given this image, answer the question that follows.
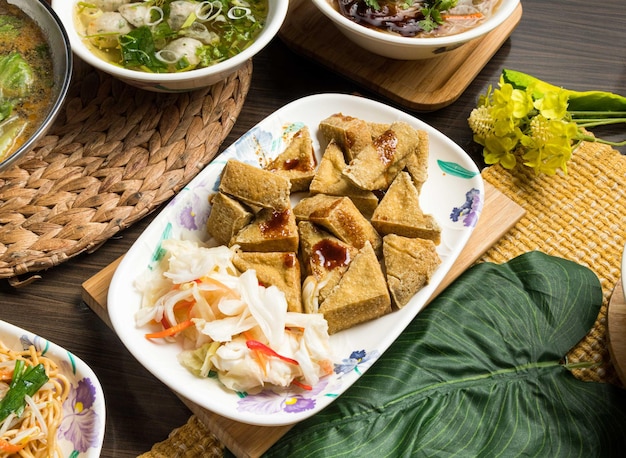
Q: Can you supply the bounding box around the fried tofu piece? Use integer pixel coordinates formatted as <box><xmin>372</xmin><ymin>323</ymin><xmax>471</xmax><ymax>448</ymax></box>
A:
<box><xmin>371</xmin><ymin>171</ymin><xmax>441</xmax><ymax>244</ymax></box>
<box><xmin>265</xmin><ymin>126</ymin><xmax>317</xmax><ymax>192</ymax></box>
<box><xmin>219</xmin><ymin>159</ymin><xmax>291</xmax><ymax>210</ymax></box>
<box><xmin>383</xmin><ymin>234</ymin><xmax>441</xmax><ymax>309</ymax></box>
<box><xmin>292</xmin><ymin>193</ymin><xmax>342</xmax><ymax>222</ymax></box>
<box><xmin>309</xmin><ymin>196</ymin><xmax>382</xmax><ymax>255</ymax></box>
<box><xmin>404</xmin><ymin>129</ymin><xmax>430</xmax><ymax>194</ymax></box>
<box><xmin>231</xmin><ymin>208</ymin><xmax>299</xmax><ymax>252</ymax></box>
<box><xmin>309</xmin><ymin>140</ymin><xmax>379</xmax><ymax>218</ymax></box>
<box><xmin>319</xmin><ymin>113</ymin><xmax>373</xmax><ymax>161</ymax></box>
<box><xmin>343</xmin><ymin>121</ymin><xmax>421</xmax><ymax>191</ymax></box>
<box><xmin>206</xmin><ymin>192</ymin><xmax>254</xmax><ymax>246</ymax></box>
<box><xmin>232</xmin><ymin>251</ymin><xmax>303</xmax><ymax>313</ymax></box>
<box><xmin>298</xmin><ymin>221</ymin><xmax>357</xmax><ymax>305</ymax></box>
<box><xmin>319</xmin><ymin>242</ymin><xmax>391</xmax><ymax>334</ymax></box>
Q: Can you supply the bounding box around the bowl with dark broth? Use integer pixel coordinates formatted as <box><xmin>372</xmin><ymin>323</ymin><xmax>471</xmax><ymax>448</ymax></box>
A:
<box><xmin>0</xmin><ymin>0</ymin><xmax>72</xmax><ymax>172</ymax></box>
<box><xmin>311</xmin><ymin>0</ymin><xmax>520</xmax><ymax>60</ymax></box>
<box><xmin>52</xmin><ymin>0</ymin><xmax>288</xmax><ymax>92</ymax></box>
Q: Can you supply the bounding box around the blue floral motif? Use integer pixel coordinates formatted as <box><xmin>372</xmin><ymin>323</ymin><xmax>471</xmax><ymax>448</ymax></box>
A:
<box><xmin>450</xmin><ymin>188</ymin><xmax>483</xmax><ymax>228</ymax></box>
<box><xmin>334</xmin><ymin>349</ymin><xmax>380</xmax><ymax>376</ymax></box>
<box><xmin>237</xmin><ymin>377</ymin><xmax>331</xmax><ymax>415</ymax></box>
<box><xmin>59</xmin><ymin>376</ymin><xmax>101</xmax><ymax>453</ymax></box>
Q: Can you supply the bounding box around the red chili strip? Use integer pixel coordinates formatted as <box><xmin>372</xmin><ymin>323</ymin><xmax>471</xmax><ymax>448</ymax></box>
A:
<box><xmin>246</xmin><ymin>340</ymin><xmax>300</xmax><ymax>366</ymax></box>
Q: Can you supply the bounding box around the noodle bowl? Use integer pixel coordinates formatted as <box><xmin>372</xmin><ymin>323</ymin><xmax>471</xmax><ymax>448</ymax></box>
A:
<box><xmin>333</xmin><ymin>0</ymin><xmax>503</xmax><ymax>38</ymax></box>
<box><xmin>311</xmin><ymin>0</ymin><xmax>520</xmax><ymax>60</ymax></box>
<box><xmin>0</xmin><ymin>342</ymin><xmax>70</xmax><ymax>457</ymax></box>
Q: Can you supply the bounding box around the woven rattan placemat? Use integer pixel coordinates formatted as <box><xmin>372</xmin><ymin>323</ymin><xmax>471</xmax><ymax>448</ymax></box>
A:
<box><xmin>140</xmin><ymin>140</ymin><xmax>625</xmax><ymax>457</ymax></box>
<box><xmin>0</xmin><ymin>59</ymin><xmax>252</xmax><ymax>284</ymax></box>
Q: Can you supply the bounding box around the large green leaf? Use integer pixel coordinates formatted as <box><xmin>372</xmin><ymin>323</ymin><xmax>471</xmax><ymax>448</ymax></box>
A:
<box><xmin>259</xmin><ymin>251</ymin><xmax>626</xmax><ymax>457</ymax></box>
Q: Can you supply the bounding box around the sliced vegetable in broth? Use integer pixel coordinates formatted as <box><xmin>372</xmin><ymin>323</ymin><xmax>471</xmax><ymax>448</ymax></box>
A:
<box><xmin>0</xmin><ymin>0</ymin><xmax>54</xmax><ymax>162</ymax></box>
<box><xmin>332</xmin><ymin>0</ymin><xmax>502</xmax><ymax>38</ymax></box>
<box><xmin>74</xmin><ymin>0</ymin><xmax>269</xmax><ymax>73</ymax></box>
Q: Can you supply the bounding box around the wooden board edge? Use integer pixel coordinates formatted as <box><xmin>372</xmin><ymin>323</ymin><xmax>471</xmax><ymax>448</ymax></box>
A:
<box><xmin>80</xmin><ymin>181</ymin><xmax>525</xmax><ymax>458</ymax></box>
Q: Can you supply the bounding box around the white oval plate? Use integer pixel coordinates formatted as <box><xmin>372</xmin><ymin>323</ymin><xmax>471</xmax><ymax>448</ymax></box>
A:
<box><xmin>108</xmin><ymin>93</ymin><xmax>484</xmax><ymax>426</ymax></box>
<box><xmin>0</xmin><ymin>319</ymin><xmax>106</xmax><ymax>456</ymax></box>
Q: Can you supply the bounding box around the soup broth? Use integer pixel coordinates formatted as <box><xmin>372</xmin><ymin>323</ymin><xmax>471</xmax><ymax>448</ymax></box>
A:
<box><xmin>332</xmin><ymin>0</ymin><xmax>502</xmax><ymax>38</ymax></box>
<box><xmin>74</xmin><ymin>0</ymin><xmax>269</xmax><ymax>73</ymax></box>
<box><xmin>0</xmin><ymin>0</ymin><xmax>54</xmax><ymax>162</ymax></box>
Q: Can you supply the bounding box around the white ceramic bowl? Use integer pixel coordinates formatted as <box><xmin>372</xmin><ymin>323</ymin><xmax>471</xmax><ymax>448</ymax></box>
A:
<box><xmin>0</xmin><ymin>0</ymin><xmax>73</xmax><ymax>172</ymax></box>
<box><xmin>311</xmin><ymin>0</ymin><xmax>520</xmax><ymax>60</ymax></box>
<box><xmin>52</xmin><ymin>0</ymin><xmax>288</xmax><ymax>92</ymax></box>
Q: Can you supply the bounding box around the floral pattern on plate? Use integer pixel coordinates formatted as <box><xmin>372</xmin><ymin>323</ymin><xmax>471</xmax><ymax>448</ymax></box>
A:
<box><xmin>0</xmin><ymin>320</ymin><xmax>106</xmax><ymax>457</ymax></box>
<box><xmin>108</xmin><ymin>94</ymin><xmax>484</xmax><ymax>426</ymax></box>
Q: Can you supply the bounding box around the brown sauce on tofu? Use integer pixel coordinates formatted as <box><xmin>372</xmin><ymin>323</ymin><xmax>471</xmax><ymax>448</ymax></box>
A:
<box><xmin>312</xmin><ymin>239</ymin><xmax>351</xmax><ymax>270</ymax></box>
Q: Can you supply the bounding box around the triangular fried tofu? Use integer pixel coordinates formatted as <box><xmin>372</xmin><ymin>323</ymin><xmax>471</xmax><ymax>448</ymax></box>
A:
<box><xmin>298</xmin><ymin>221</ymin><xmax>357</xmax><ymax>305</ymax></box>
<box><xmin>232</xmin><ymin>251</ymin><xmax>302</xmax><ymax>313</ymax></box>
<box><xmin>404</xmin><ymin>129</ymin><xmax>430</xmax><ymax>194</ymax></box>
<box><xmin>309</xmin><ymin>140</ymin><xmax>379</xmax><ymax>218</ymax></box>
<box><xmin>265</xmin><ymin>126</ymin><xmax>317</xmax><ymax>192</ymax></box>
<box><xmin>318</xmin><ymin>113</ymin><xmax>373</xmax><ymax>161</ymax></box>
<box><xmin>308</xmin><ymin>196</ymin><xmax>382</xmax><ymax>254</ymax></box>
<box><xmin>383</xmin><ymin>234</ymin><xmax>441</xmax><ymax>309</ymax></box>
<box><xmin>343</xmin><ymin>121</ymin><xmax>420</xmax><ymax>191</ymax></box>
<box><xmin>219</xmin><ymin>159</ymin><xmax>291</xmax><ymax>211</ymax></box>
<box><xmin>230</xmin><ymin>207</ymin><xmax>299</xmax><ymax>252</ymax></box>
<box><xmin>371</xmin><ymin>171</ymin><xmax>441</xmax><ymax>244</ymax></box>
<box><xmin>206</xmin><ymin>192</ymin><xmax>253</xmax><ymax>246</ymax></box>
<box><xmin>319</xmin><ymin>241</ymin><xmax>392</xmax><ymax>334</ymax></box>
<box><xmin>292</xmin><ymin>193</ymin><xmax>341</xmax><ymax>222</ymax></box>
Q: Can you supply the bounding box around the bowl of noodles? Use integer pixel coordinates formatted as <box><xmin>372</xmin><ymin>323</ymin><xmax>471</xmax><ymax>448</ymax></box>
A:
<box><xmin>0</xmin><ymin>0</ymin><xmax>73</xmax><ymax>172</ymax></box>
<box><xmin>0</xmin><ymin>320</ymin><xmax>105</xmax><ymax>457</ymax></box>
<box><xmin>52</xmin><ymin>0</ymin><xmax>288</xmax><ymax>92</ymax></box>
<box><xmin>311</xmin><ymin>0</ymin><xmax>520</xmax><ymax>60</ymax></box>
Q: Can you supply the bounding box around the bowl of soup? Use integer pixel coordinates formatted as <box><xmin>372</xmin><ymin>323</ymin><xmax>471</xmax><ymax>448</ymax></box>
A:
<box><xmin>52</xmin><ymin>0</ymin><xmax>288</xmax><ymax>92</ymax></box>
<box><xmin>0</xmin><ymin>0</ymin><xmax>72</xmax><ymax>172</ymax></box>
<box><xmin>311</xmin><ymin>0</ymin><xmax>520</xmax><ymax>60</ymax></box>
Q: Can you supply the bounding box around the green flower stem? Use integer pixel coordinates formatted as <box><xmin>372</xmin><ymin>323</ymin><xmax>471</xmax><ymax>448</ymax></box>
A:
<box><xmin>574</xmin><ymin>118</ymin><xmax>626</xmax><ymax>127</ymax></box>
<box><xmin>570</xmin><ymin>111</ymin><xmax>626</xmax><ymax>118</ymax></box>
<box><xmin>576</xmin><ymin>131</ymin><xmax>626</xmax><ymax>147</ymax></box>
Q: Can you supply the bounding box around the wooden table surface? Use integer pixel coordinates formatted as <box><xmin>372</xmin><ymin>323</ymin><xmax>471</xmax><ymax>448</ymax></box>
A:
<box><xmin>2</xmin><ymin>0</ymin><xmax>625</xmax><ymax>456</ymax></box>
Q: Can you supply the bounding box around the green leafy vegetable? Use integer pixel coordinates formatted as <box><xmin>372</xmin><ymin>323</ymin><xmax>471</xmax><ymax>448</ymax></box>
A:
<box><xmin>252</xmin><ymin>252</ymin><xmax>626</xmax><ymax>457</ymax></box>
<box><xmin>503</xmin><ymin>68</ymin><xmax>626</xmax><ymax>113</ymax></box>
<box><xmin>119</xmin><ymin>26</ymin><xmax>168</xmax><ymax>73</ymax></box>
<box><xmin>0</xmin><ymin>363</ymin><xmax>49</xmax><ymax>422</ymax></box>
<box><xmin>0</xmin><ymin>52</ymin><xmax>34</xmax><ymax>98</ymax></box>
<box><xmin>0</xmin><ymin>14</ymin><xmax>23</xmax><ymax>37</ymax></box>
<box><xmin>0</xmin><ymin>115</ymin><xmax>26</xmax><ymax>161</ymax></box>
<box><xmin>419</xmin><ymin>0</ymin><xmax>458</xmax><ymax>32</ymax></box>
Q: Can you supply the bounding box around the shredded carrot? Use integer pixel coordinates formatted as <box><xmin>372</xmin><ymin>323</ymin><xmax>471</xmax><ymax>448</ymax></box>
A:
<box><xmin>0</xmin><ymin>369</ymin><xmax>13</xmax><ymax>381</ymax></box>
<box><xmin>145</xmin><ymin>319</ymin><xmax>194</xmax><ymax>339</ymax></box>
<box><xmin>0</xmin><ymin>438</ymin><xmax>26</xmax><ymax>453</ymax></box>
<box><xmin>442</xmin><ymin>12</ymin><xmax>484</xmax><ymax>20</ymax></box>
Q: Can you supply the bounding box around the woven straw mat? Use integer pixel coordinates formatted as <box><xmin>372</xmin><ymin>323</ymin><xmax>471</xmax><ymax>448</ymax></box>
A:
<box><xmin>0</xmin><ymin>59</ymin><xmax>252</xmax><ymax>285</ymax></box>
<box><xmin>141</xmin><ymin>141</ymin><xmax>626</xmax><ymax>457</ymax></box>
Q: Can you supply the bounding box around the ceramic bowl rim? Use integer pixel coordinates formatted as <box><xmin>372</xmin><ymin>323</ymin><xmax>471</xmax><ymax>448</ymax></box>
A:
<box><xmin>310</xmin><ymin>0</ymin><xmax>520</xmax><ymax>47</ymax></box>
<box><xmin>52</xmin><ymin>0</ymin><xmax>288</xmax><ymax>84</ymax></box>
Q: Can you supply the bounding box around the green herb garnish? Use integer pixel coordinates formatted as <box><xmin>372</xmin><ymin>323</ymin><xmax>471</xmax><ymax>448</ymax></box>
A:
<box><xmin>0</xmin><ymin>363</ymin><xmax>49</xmax><ymax>422</ymax></box>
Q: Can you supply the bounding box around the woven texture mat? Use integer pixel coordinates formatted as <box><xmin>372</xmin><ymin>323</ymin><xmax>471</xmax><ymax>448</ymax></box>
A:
<box><xmin>0</xmin><ymin>59</ymin><xmax>252</xmax><ymax>284</ymax></box>
<box><xmin>141</xmin><ymin>140</ymin><xmax>626</xmax><ymax>457</ymax></box>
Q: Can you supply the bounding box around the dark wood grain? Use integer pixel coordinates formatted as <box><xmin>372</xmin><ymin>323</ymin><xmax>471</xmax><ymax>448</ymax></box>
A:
<box><xmin>1</xmin><ymin>1</ymin><xmax>625</xmax><ymax>456</ymax></box>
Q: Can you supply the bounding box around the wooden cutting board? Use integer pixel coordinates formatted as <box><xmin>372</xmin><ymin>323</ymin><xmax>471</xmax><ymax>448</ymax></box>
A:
<box><xmin>608</xmin><ymin>279</ymin><xmax>626</xmax><ymax>385</ymax></box>
<box><xmin>278</xmin><ymin>1</ymin><xmax>523</xmax><ymax>111</ymax></box>
<box><xmin>81</xmin><ymin>181</ymin><xmax>524</xmax><ymax>458</ymax></box>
